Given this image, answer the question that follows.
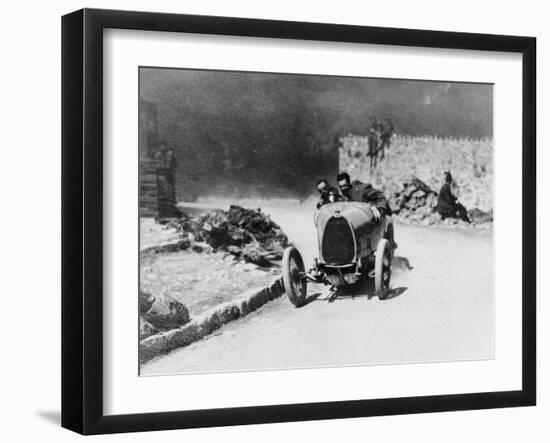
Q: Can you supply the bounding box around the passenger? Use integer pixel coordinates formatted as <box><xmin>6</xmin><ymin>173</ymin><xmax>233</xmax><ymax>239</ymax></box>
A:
<box><xmin>336</xmin><ymin>172</ymin><xmax>392</xmax><ymax>220</ymax></box>
<box><xmin>435</xmin><ymin>171</ymin><xmax>470</xmax><ymax>222</ymax></box>
<box><xmin>326</xmin><ymin>187</ymin><xmax>343</xmax><ymax>204</ymax></box>
<box><xmin>316</xmin><ymin>179</ymin><xmax>341</xmax><ymax>209</ymax></box>
<box><xmin>315</xmin><ymin>179</ymin><xmax>329</xmax><ymax>209</ymax></box>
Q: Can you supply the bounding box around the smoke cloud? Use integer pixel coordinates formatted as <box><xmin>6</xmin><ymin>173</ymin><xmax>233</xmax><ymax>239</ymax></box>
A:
<box><xmin>139</xmin><ymin>68</ymin><xmax>492</xmax><ymax>199</ymax></box>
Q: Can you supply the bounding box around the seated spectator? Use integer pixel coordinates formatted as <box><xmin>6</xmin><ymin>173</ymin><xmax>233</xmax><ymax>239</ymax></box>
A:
<box><xmin>435</xmin><ymin>171</ymin><xmax>470</xmax><ymax>222</ymax></box>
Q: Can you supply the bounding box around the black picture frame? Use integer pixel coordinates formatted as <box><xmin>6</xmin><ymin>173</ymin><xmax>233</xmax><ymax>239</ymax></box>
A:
<box><xmin>61</xmin><ymin>8</ymin><xmax>536</xmax><ymax>435</ymax></box>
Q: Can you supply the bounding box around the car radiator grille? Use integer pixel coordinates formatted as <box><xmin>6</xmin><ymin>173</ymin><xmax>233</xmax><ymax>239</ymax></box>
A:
<box><xmin>322</xmin><ymin>217</ymin><xmax>355</xmax><ymax>265</ymax></box>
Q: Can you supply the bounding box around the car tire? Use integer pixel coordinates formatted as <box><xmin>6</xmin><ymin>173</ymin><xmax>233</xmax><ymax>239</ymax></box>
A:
<box><xmin>282</xmin><ymin>246</ymin><xmax>307</xmax><ymax>307</ymax></box>
<box><xmin>375</xmin><ymin>238</ymin><xmax>392</xmax><ymax>299</ymax></box>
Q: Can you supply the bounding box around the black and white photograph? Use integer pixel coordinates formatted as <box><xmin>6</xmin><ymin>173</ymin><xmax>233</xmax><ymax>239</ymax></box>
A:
<box><xmin>138</xmin><ymin>67</ymin><xmax>494</xmax><ymax>375</ymax></box>
<box><xmin>0</xmin><ymin>0</ymin><xmax>544</xmax><ymax>439</ymax></box>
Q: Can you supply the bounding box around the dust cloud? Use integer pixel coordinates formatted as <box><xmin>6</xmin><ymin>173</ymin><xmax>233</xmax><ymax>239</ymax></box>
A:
<box><xmin>139</xmin><ymin>68</ymin><xmax>492</xmax><ymax>200</ymax></box>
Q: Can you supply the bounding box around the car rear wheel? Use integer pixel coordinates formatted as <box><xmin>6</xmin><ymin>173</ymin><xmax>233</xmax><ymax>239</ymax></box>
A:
<box><xmin>384</xmin><ymin>222</ymin><xmax>396</xmax><ymax>261</ymax></box>
<box><xmin>282</xmin><ymin>246</ymin><xmax>307</xmax><ymax>307</ymax></box>
<box><xmin>374</xmin><ymin>238</ymin><xmax>392</xmax><ymax>299</ymax></box>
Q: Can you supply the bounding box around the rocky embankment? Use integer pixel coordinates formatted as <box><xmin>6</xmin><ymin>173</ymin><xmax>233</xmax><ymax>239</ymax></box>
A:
<box><xmin>390</xmin><ymin>177</ymin><xmax>493</xmax><ymax>228</ymax></box>
<box><xmin>340</xmin><ymin>134</ymin><xmax>493</xmax><ymax>228</ymax></box>
<box><xmin>139</xmin><ymin>205</ymin><xmax>289</xmax><ymax>351</ymax></box>
<box><xmin>160</xmin><ymin>205</ymin><xmax>289</xmax><ymax>266</ymax></box>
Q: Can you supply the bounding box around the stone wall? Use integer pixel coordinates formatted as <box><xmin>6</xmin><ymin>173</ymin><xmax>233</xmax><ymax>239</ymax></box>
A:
<box><xmin>139</xmin><ymin>158</ymin><xmax>180</xmax><ymax>218</ymax></box>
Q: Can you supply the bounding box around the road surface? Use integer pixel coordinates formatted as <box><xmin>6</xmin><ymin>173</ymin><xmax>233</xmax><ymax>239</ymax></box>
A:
<box><xmin>142</xmin><ymin>199</ymin><xmax>493</xmax><ymax>375</ymax></box>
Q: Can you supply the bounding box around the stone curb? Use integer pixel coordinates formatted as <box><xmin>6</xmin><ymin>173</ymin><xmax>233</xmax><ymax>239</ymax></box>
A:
<box><xmin>139</xmin><ymin>276</ymin><xmax>285</xmax><ymax>364</ymax></box>
<box><xmin>140</xmin><ymin>239</ymin><xmax>189</xmax><ymax>256</ymax></box>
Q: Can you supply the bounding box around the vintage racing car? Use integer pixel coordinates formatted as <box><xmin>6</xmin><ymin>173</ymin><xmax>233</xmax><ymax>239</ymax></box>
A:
<box><xmin>282</xmin><ymin>201</ymin><xmax>395</xmax><ymax>307</ymax></box>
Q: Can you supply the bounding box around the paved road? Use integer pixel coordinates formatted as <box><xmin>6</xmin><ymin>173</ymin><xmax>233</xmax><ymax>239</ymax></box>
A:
<box><xmin>142</xmin><ymin>201</ymin><xmax>493</xmax><ymax>375</ymax></box>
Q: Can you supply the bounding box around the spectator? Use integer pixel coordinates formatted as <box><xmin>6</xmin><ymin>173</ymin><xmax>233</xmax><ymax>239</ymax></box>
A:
<box><xmin>435</xmin><ymin>171</ymin><xmax>470</xmax><ymax>222</ymax></box>
<box><xmin>379</xmin><ymin>118</ymin><xmax>395</xmax><ymax>160</ymax></box>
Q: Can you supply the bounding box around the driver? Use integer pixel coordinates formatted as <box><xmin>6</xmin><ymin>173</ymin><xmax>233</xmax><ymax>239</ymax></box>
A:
<box><xmin>336</xmin><ymin>172</ymin><xmax>391</xmax><ymax>221</ymax></box>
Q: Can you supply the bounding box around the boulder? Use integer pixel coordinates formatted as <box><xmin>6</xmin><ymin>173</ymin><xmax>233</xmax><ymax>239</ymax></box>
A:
<box><xmin>469</xmin><ymin>208</ymin><xmax>493</xmax><ymax>224</ymax></box>
<box><xmin>139</xmin><ymin>290</ymin><xmax>155</xmax><ymax>315</ymax></box>
<box><xmin>426</xmin><ymin>193</ymin><xmax>438</xmax><ymax>208</ymax></box>
<box><xmin>139</xmin><ymin>317</ymin><xmax>157</xmax><ymax>339</ymax></box>
<box><xmin>389</xmin><ymin>177</ymin><xmax>442</xmax><ymax>225</ymax></box>
<box><xmin>411</xmin><ymin>189</ymin><xmax>427</xmax><ymax>199</ymax></box>
<box><xmin>143</xmin><ymin>292</ymin><xmax>191</xmax><ymax>331</ymax></box>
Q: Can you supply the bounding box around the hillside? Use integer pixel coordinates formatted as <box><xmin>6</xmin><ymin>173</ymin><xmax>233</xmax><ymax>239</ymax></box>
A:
<box><xmin>339</xmin><ymin>134</ymin><xmax>493</xmax><ymax>213</ymax></box>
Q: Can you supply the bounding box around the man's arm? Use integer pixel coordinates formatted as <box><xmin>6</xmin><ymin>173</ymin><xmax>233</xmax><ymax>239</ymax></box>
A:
<box><xmin>362</xmin><ymin>187</ymin><xmax>390</xmax><ymax>217</ymax></box>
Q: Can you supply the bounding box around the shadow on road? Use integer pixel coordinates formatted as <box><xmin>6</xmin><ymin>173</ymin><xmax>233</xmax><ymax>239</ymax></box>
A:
<box><xmin>393</xmin><ymin>255</ymin><xmax>414</xmax><ymax>271</ymax></box>
<box><xmin>304</xmin><ymin>255</ymin><xmax>412</xmax><ymax>303</ymax></box>
<box><xmin>327</xmin><ymin>283</ymin><xmax>408</xmax><ymax>302</ymax></box>
<box><xmin>303</xmin><ymin>292</ymin><xmax>322</xmax><ymax>306</ymax></box>
<box><xmin>382</xmin><ymin>286</ymin><xmax>408</xmax><ymax>300</ymax></box>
